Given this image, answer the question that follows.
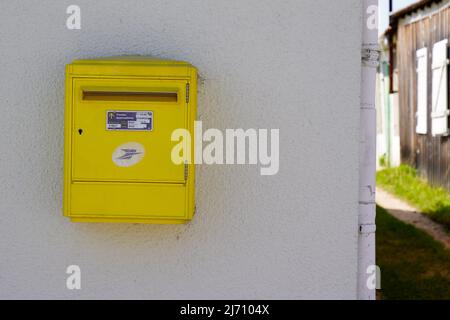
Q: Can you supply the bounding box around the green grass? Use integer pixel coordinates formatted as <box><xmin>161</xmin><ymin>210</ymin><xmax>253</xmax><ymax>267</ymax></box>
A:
<box><xmin>376</xmin><ymin>206</ymin><xmax>450</xmax><ymax>300</ymax></box>
<box><xmin>377</xmin><ymin>165</ymin><xmax>450</xmax><ymax>229</ymax></box>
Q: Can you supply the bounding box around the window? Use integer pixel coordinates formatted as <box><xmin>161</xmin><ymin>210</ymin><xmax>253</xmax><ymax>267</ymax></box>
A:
<box><xmin>416</xmin><ymin>47</ymin><xmax>428</xmax><ymax>134</ymax></box>
<box><xmin>431</xmin><ymin>39</ymin><xmax>449</xmax><ymax>136</ymax></box>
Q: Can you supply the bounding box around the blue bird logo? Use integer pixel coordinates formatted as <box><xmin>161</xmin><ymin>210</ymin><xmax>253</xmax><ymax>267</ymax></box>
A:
<box><xmin>116</xmin><ymin>149</ymin><xmax>142</xmax><ymax>160</ymax></box>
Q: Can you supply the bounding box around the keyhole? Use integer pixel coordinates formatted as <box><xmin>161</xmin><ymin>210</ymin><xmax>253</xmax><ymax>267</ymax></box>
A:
<box><xmin>78</xmin><ymin>128</ymin><xmax>83</xmax><ymax>135</ymax></box>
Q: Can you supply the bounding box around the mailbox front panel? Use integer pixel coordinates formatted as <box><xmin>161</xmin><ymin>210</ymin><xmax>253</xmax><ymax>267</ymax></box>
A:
<box><xmin>72</xmin><ymin>78</ymin><xmax>187</xmax><ymax>183</ymax></box>
<box><xmin>63</xmin><ymin>57</ymin><xmax>197</xmax><ymax>224</ymax></box>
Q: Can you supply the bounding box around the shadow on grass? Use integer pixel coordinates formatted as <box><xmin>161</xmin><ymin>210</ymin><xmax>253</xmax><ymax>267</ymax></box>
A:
<box><xmin>376</xmin><ymin>206</ymin><xmax>450</xmax><ymax>300</ymax></box>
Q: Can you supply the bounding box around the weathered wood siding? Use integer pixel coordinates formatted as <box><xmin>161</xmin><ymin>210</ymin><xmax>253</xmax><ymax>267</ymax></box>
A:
<box><xmin>396</xmin><ymin>5</ymin><xmax>450</xmax><ymax>189</ymax></box>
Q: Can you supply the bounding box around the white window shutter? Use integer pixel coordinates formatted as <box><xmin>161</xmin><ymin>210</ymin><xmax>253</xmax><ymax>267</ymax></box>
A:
<box><xmin>416</xmin><ymin>47</ymin><xmax>428</xmax><ymax>134</ymax></box>
<box><xmin>431</xmin><ymin>39</ymin><xmax>449</xmax><ymax>136</ymax></box>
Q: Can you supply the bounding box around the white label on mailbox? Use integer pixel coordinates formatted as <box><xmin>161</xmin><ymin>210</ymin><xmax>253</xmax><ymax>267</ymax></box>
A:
<box><xmin>106</xmin><ymin>111</ymin><xmax>153</xmax><ymax>131</ymax></box>
<box><xmin>112</xmin><ymin>142</ymin><xmax>145</xmax><ymax>167</ymax></box>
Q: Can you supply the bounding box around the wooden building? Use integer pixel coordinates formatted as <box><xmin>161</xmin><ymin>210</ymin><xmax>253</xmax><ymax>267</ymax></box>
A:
<box><xmin>385</xmin><ymin>0</ymin><xmax>450</xmax><ymax>189</ymax></box>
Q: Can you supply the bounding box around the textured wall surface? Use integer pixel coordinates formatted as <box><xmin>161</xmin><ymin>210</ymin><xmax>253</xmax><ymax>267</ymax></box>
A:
<box><xmin>0</xmin><ymin>0</ymin><xmax>362</xmax><ymax>299</ymax></box>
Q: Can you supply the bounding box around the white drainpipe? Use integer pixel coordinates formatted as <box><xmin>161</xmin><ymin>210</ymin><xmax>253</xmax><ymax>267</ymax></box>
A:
<box><xmin>358</xmin><ymin>0</ymin><xmax>379</xmax><ymax>300</ymax></box>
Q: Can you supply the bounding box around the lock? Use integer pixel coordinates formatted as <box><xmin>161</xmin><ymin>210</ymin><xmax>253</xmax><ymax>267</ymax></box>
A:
<box><xmin>63</xmin><ymin>56</ymin><xmax>197</xmax><ymax>224</ymax></box>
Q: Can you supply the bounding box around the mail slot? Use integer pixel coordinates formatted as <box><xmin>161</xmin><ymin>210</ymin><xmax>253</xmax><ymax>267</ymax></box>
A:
<box><xmin>63</xmin><ymin>56</ymin><xmax>197</xmax><ymax>224</ymax></box>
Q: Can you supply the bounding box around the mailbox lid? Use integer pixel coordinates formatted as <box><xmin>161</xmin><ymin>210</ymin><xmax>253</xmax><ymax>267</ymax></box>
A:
<box><xmin>71</xmin><ymin>78</ymin><xmax>188</xmax><ymax>183</ymax></box>
<box><xmin>67</xmin><ymin>56</ymin><xmax>195</xmax><ymax>78</ymax></box>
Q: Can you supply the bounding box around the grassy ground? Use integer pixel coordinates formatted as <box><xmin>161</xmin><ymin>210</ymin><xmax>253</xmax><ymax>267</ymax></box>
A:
<box><xmin>377</xmin><ymin>165</ymin><xmax>450</xmax><ymax>229</ymax></box>
<box><xmin>376</xmin><ymin>206</ymin><xmax>450</xmax><ymax>300</ymax></box>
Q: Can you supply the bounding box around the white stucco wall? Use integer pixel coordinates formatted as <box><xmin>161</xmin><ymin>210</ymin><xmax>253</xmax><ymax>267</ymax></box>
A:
<box><xmin>0</xmin><ymin>0</ymin><xmax>362</xmax><ymax>299</ymax></box>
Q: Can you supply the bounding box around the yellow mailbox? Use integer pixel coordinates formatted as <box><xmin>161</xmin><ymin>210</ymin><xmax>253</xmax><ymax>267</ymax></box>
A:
<box><xmin>63</xmin><ymin>56</ymin><xmax>197</xmax><ymax>224</ymax></box>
